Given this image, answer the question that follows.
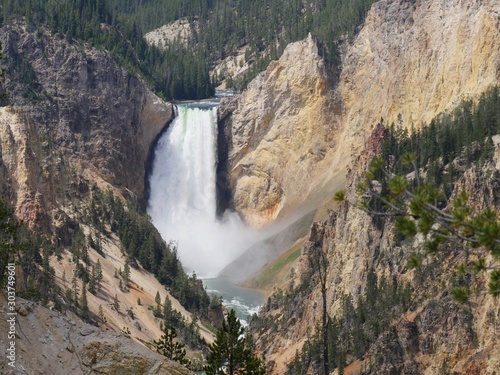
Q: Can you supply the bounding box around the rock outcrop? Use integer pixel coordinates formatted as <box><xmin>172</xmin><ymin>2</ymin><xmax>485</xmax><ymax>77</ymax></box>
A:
<box><xmin>0</xmin><ymin>295</ymin><xmax>192</xmax><ymax>375</ymax></box>
<box><xmin>221</xmin><ymin>0</ymin><xmax>500</xmax><ymax>228</ymax></box>
<box><xmin>0</xmin><ymin>23</ymin><xmax>172</xmax><ymax>229</ymax></box>
<box><xmin>144</xmin><ymin>18</ymin><xmax>193</xmax><ymax>49</ymax></box>
<box><xmin>220</xmin><ymin>33</ymin><xmax>344</xmax><ymax>228</ymax></box>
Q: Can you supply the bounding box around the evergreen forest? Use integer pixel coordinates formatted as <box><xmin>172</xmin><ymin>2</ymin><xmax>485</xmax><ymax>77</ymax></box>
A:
<box><xmin>380</xmin><ymin>87</ymin><xmax>500</xmax><ymax>197</ymax></box>
<box><xmin>0</xmin><ymin>0</ymin><xmax>379</xmax><ymax>98</ymax></box>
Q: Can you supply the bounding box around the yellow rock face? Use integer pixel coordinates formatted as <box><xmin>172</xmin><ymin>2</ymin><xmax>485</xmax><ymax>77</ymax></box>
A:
<box><xmin>228</xmin><ymin>34</ymin><xmax>344</xmax><ymax>228</ymax></box>
<box><xmin>0</xmin><ymin>107</ymin><xmax>53</xmax><ymax>229</ymax></box>
<box><xmin>227</xmin><ymin>0</ymin><xmax>500</xmax><ymax>227</ymax></box>
<box><xmin>339</xmin><ymin>0</ymin><xmax>500</xmax><ymax>156</ymax></box>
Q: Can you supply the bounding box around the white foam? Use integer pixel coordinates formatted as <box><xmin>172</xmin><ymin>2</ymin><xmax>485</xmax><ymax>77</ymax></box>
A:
<box><xmin>147</xmin><ymin>105</ymin><xmax>263</xmax><ymax>277</ymax></box>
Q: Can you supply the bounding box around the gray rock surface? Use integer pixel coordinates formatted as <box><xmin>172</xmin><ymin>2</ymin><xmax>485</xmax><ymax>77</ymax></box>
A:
<box><xmin>0</xmin><ymin>295</ymin><xmax>192</xmax><ymax>375</ymax></box>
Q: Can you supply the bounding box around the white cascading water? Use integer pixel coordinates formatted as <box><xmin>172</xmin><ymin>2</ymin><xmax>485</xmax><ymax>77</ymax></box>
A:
<box><xmin>147</xmin><ymin>104</ymin><xmax>258</xmax><ymax>277</ymax></box>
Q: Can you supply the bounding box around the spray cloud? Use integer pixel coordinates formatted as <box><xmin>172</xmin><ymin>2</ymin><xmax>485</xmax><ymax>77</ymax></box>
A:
<box><xmin>147</xmin><ymin>104</ymin><xmax>262</xmax><ymax>277</ymax></box>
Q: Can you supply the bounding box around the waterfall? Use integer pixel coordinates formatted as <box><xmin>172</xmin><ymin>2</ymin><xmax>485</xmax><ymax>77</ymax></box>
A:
<box><xmin>147</xmin><ymin>104</ymin><xmax>257</xmax><ymax>277</ymax></box>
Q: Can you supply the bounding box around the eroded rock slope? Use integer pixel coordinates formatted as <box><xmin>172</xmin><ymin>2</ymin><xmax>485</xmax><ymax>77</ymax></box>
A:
<box><xmin>0</xmin><ymin>22</ymin><xmax>172</xmax><ymax>230</ymax></box>
<box><xmin>220</xmin><ymin>33</ymin><xmax>344</xmax><ymax>228</ymax></box>
<box><xmin>0</xmin><ymin>295</ymin><xmax>191</xmax><ymax>375</ymax></box>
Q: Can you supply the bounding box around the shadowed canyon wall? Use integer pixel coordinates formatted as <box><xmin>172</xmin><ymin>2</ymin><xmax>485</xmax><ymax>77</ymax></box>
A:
<box><xmin>0</xmin><ymin>23</ymin><xmax>172</xmax><ymax>231</ymax></box>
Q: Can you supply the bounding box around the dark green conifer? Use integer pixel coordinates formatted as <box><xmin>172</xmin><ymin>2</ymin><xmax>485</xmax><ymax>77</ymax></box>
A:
<box><xmin>154</xmin><ymin>325</ymin><xmax>190</xmax><ymax>366</ymax></box>
<box><xmin>205</xmin><ymin>309</ymin><xmax>266</xmax><ymax>375</ymax></box>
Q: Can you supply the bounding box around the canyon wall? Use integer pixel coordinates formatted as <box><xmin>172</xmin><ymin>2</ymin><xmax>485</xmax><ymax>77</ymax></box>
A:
<box><xmin>255</xmin><ymin>135</ymin><xmax>500</xmax><ymax>374</ymax></box>
<box><xmin>220</xmin><ymin>33</ymin><xmax>344</xmax><ymax>228</ymax></box>
<box><xmin>0</xmin><ymin>22</ymin><xmax>172</xmax><ymax>230</ymax></box>
<box><xmin>0</xmin><ymin>22</ymin><xmax>202</xmax><ymax>375</ymax></box>
<box><xmin>222</xmin><ymin>0</ymin><xmax>500</xmax><ymax>372</ymax></box>
<box><xmin>339</xmin><ymin>0</ymin><xmax>500</xmax><ymax>157</ymax></box>
<box><xmin>222</xmin><ymin>0</ymin><xmax>500</xmax><ymax>228</ymax></box>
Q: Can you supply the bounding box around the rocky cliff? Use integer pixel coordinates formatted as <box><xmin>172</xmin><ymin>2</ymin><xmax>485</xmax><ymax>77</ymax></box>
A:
<box><xmin>0</xmin><ymin>22</ymin><xmax>172</xmax><ymax>230</ymax></box>
<box><xmin>223</xmin><ymin>0</ymin><xmax>500</xmax><ymax>372</ymax></box>
<box><xmin>0</xmin><ymin>22</ymin><xmax>190</xmax><ymax>373</ymax></box>
<box><xmin>144</xmin><ymin>18</ymin><xmax>193</xmax><ymax>49</ymax></box>
<box><xmin>253</xmin><ymin>138</ymin><xmax>500</xmax><ymax>374</ymax></box>
<box><xmin>221</xmin><ymin>0</ymin><xmax>500</xmax><ymax>228</ymax></box>
<box><xmin>338</xmin><ymin>0</ymin><xmax>500</xmax><ymax>157</ymax></box>
<box><xmin>220</xmin><ymin>33</ymin><xmax>344</xmax><ymax>228</ymax></box>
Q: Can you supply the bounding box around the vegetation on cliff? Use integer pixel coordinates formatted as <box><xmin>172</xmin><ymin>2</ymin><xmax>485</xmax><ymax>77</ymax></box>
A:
<box><xmin>154</xmin><ymin>325</ymin><xmax>190</xmax><ymax>367</ymax></box>
<box><xmin>0</xmin><ymin>197</ymin><xmax>62</xmax><ymax>307</ymax></box>
<box><xmin>0</xmin><ymin>0</ymin><xmax>380</xmax><ymax>96</ymax></box>
<box><xmin>0</xmin><ymin>184</ymin><xmax>219</xmax><ymax>355</ymax></box>
<box><xmin>284</xmin><ymin>269</ymin><xmax>411</xmax><ymax>374</ymax></box>
<box><xmin>85</xmin><ymin>189</ymin><xmax>215</xmax><ymax>317</ymax></box>
<box><xmin>356</xmin><ymin>87</ymin><xmax>500</xmax><ymax>300</ymax></box>
<box><xmin>254</xmin><ymin>87</ymin><xmax>500</xmax><ymax>374</ymax></box>
<box><xmin>379</xmin><ymin>87</ymin><xmax>500</xmax><ymax>195</ymax></box>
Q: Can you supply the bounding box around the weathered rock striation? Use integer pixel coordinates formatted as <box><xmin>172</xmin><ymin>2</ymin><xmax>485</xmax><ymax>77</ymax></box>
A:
<box><xmin>221</xmin><ymin>0</ymin><xmax>500</xmax><ymax>228</ymax></box>
<box><xmin>234</xmin><ymin>0</ymin><xmax>500</xmax><ymax>370</ymax></box>
<box><xmin>338</xmin><ymin>0</ymin><xmax>500</xmax><ymax>157</ymax></box>
<box><xmin>0</xmin><ymin>23</ymin><xmax>172</xmax><ymax>230</ymax></box>
<box><xmin>0</xmin><ymin>295</ymin><xmax>192</xmax><ymax>375</ymax></box>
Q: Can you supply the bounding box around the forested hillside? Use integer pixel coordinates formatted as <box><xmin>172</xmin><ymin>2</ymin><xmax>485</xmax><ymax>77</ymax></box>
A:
<box><xmin>0</xmin><ymin>0</ymin><xmax>214</xmax><ymax>100</ymax></box>
<box><xmin>1</xmin><ymin>0</ymin><xmax>379</xmax><ymax>97</ymax></box>
<box><xmin>113</xmin><ymin>0</ymin><xmax>379</xmax><ymax>89</ymax></box>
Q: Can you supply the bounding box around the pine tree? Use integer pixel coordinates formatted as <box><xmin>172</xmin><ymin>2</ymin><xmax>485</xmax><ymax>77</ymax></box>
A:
<box><xmin>154</xmin><ymin>325</ymin><xmax>190</xmax><ymax>366</ymax></box>
<box><xmin>154</xmin><ymin>290</ymin><xmax>162</xmax><ymax>317</ymax></box>
<box><xmin>341</xmin><ymin>150</ymin><xmax>500</xmax><ymax>301</ymax></box>
<box><xmin>96</xmin><ymin>259</ymin><xmax>103</xmax><ymax>292</ymax></box>
<box><xmin>80</xmin><ymin>282</ymin><xmax>89</xmax><ymax>319</ymax></box>
<box><xmin>205</xmin><ymin>309</ymin><xmax>266</xmax><ymax>375</ymax></box>
<box><xmin>123</xmin><ymin>259</ymin><xmax>131</xmax><ymax>288</ymax></box>
<box><xmin>163</xmin><ymin>295</ymin><xmax>172</xmax><ymax>325</ymax></box>
<box><xmin>98</xmin><ymin>304</ymin><xmax>105</xmax><ymax>322</ymax></box>
<box><xmin>113</xmin><ymin>294</ymin><xmax>120</xmax><ymax>311</ymax></box>
<box><xmin>82</xmin><ymin>241</ymin><xmax>89</xmax><ymax>265</ymax></box>
<box><xmin>308</xmin><ymin>245</ymin><xmax>330</xmax><ymax>375</ymax></box>
<box><xmin>72</xmin><ymin>271</ymin><xmax>79</xmax><ymax>308</ymax></box>
<box><xmin>89</xmin><ymin>265</ymin><xmax>96</xmax><ymax>294</ymax></box>
<box><xmin>65</xmin><ymin>288</ymin><xmax>73</xmax><ymax>304</ymax></box>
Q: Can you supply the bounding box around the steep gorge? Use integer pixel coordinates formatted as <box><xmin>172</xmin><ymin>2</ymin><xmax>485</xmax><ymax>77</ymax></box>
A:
<box><xmin>0</xmin><ymin>0</ymin><xmax>499</xmax><ymax>373</ymax></box>
<box><xmin>254</xmin><ymin>142</ymin><xmax>500</xmax><ymax>374</ymax></box>
<box><xmin>0</xmin><ymin>22</ymin><xmax>207</xmax><ymax>375</ymax></box>
<box><xmin>219</xmin><ymin>0</ymin><xmax>500</xmax><ymax>372</ymax></box>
